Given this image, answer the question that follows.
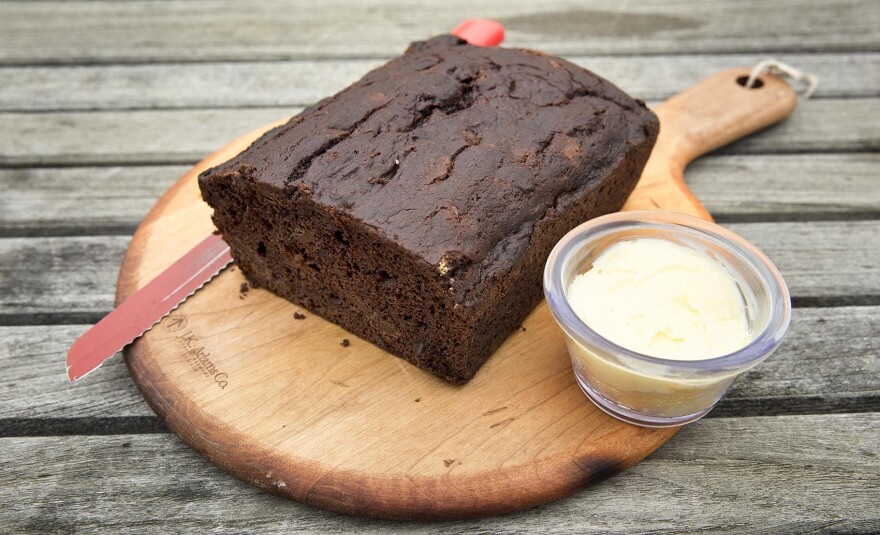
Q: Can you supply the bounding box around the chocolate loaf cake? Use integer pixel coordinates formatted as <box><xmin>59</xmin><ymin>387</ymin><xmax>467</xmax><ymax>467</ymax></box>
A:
<box><xmin>199</xmin><ymin>35</ymin><xmax>659</xmax><ymax>383</ymax></box>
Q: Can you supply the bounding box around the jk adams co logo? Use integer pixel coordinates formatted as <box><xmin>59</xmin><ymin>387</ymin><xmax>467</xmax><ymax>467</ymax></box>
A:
<box><xmin>164</xmin><ymin>315</ymin><xmax>229</xmax><ymax>390</ymax></box>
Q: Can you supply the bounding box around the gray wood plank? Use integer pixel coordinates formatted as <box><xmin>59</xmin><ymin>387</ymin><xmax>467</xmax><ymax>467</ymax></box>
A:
<box><xmin>716</xmin><ymin>98</ymin><xmax>879</xmax><ymax>155</ymax></box>
<box><xmin>688</xmin><ymin>153</ymin><xmax>880</xmax><ymax>219</ymax></box>
<box><xmin>713</xmin><ymin>306</ymin><xmax>880</xmax><ymax>416</ymax></box>
<box><xmin>3</xmin><ymin>155</ymin><xmax>877</xmax><ymax>235</ymax></box>
<box><xmin>0</xmin><ymin>235</ymin><xmax>131</xmax><ymax>319</ymax></box>
<box><xmin>724</xmin><ymin>221</ymin><xmax>880</xmax><ymax>303</ymax></box>
<box><xmin>0</xmin><ymin>107</ymin><xmax>292</xmax><ymax>167</ymax></box>
<box><xmin>1</xmin><ymin>53</ymin><xmax>876</xmax><ymax>112</ymax></box>
<box><xmin>0</xmin><ymin>325</ymin><xmax>151</xmax><ymax>420</ymax></box>
<box><xmin>1</xmin><ymin>0</ymin><xmax>878</xmax><ymax>65</ymax></box>
<box><xmin>2</xmin><ymin>306</ymin><xmax>877</xmax><ymax>423</ymax></box>
<box><xmin>1</xmin><ymin>414</ymin><xmax>877</xmax><ymax>533</ymax></box>
<box><xmin>0</xmin><ymin>222</ymin><xmax>877</xmax><ymax>319</ymax></box>
<box><xmin>1</xmin><ymin>99</ymin><xmax>876</xmax><ymax>167</ymax></box>
<box><xmin>0</xmin><ymin>165</ymin><xmax>187</xmax><ymax>235</ymax></box>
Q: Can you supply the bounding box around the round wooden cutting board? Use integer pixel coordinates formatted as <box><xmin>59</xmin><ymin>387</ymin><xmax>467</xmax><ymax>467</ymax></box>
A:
<box><xmin>120</xmin><ymin>68</ymin><xmax>797</xmax><ymax>520</ymax></box>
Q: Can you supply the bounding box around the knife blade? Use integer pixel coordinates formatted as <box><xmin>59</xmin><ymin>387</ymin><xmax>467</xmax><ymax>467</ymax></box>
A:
<box><xmin>65</xmin><ymin>20</ymin><xmax>505</xmax><ymax>382</ymax></box>
<box><xmin>66</xmin><ymin>234</ymin><xmax>232</xmax><ymax>381</ymax></box>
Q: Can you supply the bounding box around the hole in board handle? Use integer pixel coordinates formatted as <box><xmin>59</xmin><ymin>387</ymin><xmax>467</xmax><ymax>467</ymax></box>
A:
<box><xmin>736</xmin><ymin>75</ymin><xmax>765</xmax><ymax>89</ymax></box>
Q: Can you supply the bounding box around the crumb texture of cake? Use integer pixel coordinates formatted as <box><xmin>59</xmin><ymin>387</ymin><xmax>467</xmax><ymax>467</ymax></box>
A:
<box><xmin>199</xmin><ymin>35</ymin><xmax>659</xmax><ymax>383</ymax></box>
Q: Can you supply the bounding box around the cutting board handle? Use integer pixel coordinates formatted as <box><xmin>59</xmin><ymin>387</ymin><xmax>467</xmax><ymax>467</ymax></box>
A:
<box><xmin>624</xmin><ymin>67</ymin><xmax>799</xmax><ymax>220</ymax></box>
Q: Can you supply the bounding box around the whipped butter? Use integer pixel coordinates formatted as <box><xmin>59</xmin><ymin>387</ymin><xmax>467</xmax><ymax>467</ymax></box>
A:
<box><xmin>545</xmin><ymin>210</ymin><xmax>791</xmax><ymax>426</ymax></box>
<box><xmin>567</xmin><ymin>238</ymin><xmax>752</xmax><ymax>360</ymax></box>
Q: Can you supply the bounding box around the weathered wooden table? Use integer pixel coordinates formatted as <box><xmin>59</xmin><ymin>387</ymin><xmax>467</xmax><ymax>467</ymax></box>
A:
<box><xmin>2</xmin><ymin>1</ymin><xmax>878</xmax><ymax>532</ymax></box>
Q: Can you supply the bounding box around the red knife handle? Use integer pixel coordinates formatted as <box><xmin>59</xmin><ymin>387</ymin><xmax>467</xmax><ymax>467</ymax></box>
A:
<box><xmin>451</xmin><ymin>19</ymin><xmax>505</xmax><ymax>47</ymax></box>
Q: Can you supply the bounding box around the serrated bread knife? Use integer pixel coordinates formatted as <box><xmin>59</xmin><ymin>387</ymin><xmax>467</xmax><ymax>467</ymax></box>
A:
<box><xmin>66</xmin><ymin>234</ymin><xmax>232</xmax><ymax>381</ymax></box>
<box><xmin>65</xmin><ymin>20</ymin><xmax>506</xmax><ymax>382</ymax></box>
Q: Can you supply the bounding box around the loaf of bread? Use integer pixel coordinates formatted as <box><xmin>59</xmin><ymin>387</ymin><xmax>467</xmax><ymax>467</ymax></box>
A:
<box><xmin>199</xmin><ymin>35</ymin><xmax>659</xmax><ymax>383</ymax></box>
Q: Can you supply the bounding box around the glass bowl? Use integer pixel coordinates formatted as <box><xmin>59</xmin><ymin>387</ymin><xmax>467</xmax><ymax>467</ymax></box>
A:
<box><xmin>543</xmin><ymin>210</ymin><xmax>791</xmax><ymax>427</ymax></box>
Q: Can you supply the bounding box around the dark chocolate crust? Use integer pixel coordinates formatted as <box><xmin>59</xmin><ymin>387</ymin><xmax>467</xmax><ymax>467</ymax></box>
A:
<box><xmin>199</xmin><ymin>35</ymin><xmax>659</xmax><ymax>383</ymax></box>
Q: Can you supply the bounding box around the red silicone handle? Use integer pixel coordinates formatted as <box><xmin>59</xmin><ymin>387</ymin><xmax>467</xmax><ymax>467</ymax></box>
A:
<box><xmin>451</xmin><ymin>19</ymin><xmax>505</xmax><ymax>47</ymax></box>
